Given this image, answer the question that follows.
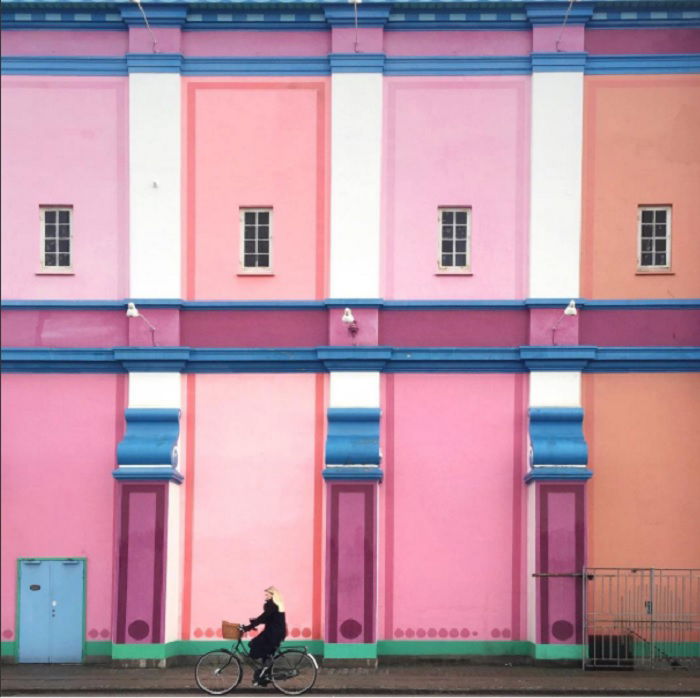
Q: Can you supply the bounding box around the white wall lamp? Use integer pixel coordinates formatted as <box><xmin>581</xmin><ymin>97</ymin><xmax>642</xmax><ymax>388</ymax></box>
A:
<box><xmin>126</xmin><ymin>302</ymin><xmax>158</xmax><ymax>347</ymax></box>
<box><xmin>551</xmin><ymin>300</ymin><xmax>577</xmax><ymax>346</ymax></box>
<box><xmin>341</xmin><ymin>307</ymin><xmax>359</xmax><ymax>338</ymax></box>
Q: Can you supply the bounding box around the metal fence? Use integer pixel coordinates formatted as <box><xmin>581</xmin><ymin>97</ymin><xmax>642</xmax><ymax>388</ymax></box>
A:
<box><xmin>583</xmin><ymin>568</ymin><xmax>700</xmax><ymax>670</ymax></box>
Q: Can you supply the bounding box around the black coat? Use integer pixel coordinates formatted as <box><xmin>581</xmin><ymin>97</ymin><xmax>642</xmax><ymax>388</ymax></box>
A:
<box><xmin>247</xmin><ymin>599</ymin><xmax>287</xmax><ymax>659</ymax></box>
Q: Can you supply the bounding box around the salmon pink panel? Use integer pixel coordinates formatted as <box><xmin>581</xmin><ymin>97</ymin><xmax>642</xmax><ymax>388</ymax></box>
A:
<box><xmin>581</xmin><ymin>76</ymin><xmax>700</xmax><ymax>299</ymax></box>
<box><xmin>187</xmin><ymin>374</ymin><xmax>319</xmax><ymax>640</ymax></box>
<box><xmin>585</xmin><ymin>29</ymin><xmax>700</xmax><ymax>55</ymax></box>
<box><xmin>1</xmin><ymin>77</ymin><xmax>129</xmax><ymax>300</ymax></box>
<box><xmin>383</xmin><ymin>77</ymin><xmax>529</xmax><ymax>300</ymax></box>
<box><xmin>185</xmin><ymin>78</ymin><xmax>329</xmax><ymax>301</ymax></box>
<box><xmin>385</xmin><ymin>374</ymin><xmax>527</xmax><ymax>641</ymax></box>
<box><xmin>0</xmin><ymin>373</ymin><xmax>125</xmax><ymax>642</ymax></box>
<box><xmin>584</xmin><ymin>373</ymin><xmax>700</xmax><ymax>569</ymax></box>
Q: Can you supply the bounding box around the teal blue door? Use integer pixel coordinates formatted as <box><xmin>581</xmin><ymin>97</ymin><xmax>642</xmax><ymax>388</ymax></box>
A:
<box><xmin>18</xmin><ymin>560</ymin><xmax>84</xmax><ymax>663</ymax></box>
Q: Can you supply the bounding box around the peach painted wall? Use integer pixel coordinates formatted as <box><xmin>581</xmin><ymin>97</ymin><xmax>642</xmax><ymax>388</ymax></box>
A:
<box><xmin>0</xmin><ymin>77</ymin><xmax>129</xmax><ymax>300</ymax></box>
<box><xmin>186</xmin><ymin>374</ymin><xmax>320</xmax><ymax>640</ymax></box>
<box><xmin>581</xmin><ymin>76</ymin><xmax>700</xmax><ymax>299</ymax></box>
<box><xmin>384</xmin><ymin>373</ymin><xmax>527</xmax><ymax>641</ymax></box>
<box><xmin>382</xmin><ymin>77</ymin><xmax>529</xmax><ymax>300</ymax></box>
<box><xmin>184</xmin><ymin>78</ymin><xmax>329</xmax><ymax>301</ymax></box>
<box><xmin>584</xmin><ymin>373</ymin><xmax>700</xmax><ymax>568</ymax></box>
<box><xmin>0</xmin><ymin>373</ymin><xmax>124</xmax><ymax>642</ymax></box>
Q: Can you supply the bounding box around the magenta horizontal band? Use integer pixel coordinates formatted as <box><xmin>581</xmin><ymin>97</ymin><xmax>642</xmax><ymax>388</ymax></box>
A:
<box><xmin>2</xmin><ymin>307</ymin><xmax>699</xmax><ymax>348</ymax></box>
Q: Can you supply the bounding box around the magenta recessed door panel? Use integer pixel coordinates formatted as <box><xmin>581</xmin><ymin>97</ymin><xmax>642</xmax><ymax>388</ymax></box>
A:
<box><xmin>326</xmin><ymin>484</ymin><xmax>376</xmax><ymax>644</ymax></box>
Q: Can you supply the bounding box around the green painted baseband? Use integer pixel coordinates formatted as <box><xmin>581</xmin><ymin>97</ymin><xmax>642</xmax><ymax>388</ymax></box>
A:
<box><xmin>85</xmin><ymin>641</ymin><xmax>112</xmax><ymax>656</ymax></box>
<box><xmin>377</xmin><ymin>640</ymin><xmax>532</xmax><ymax>656</ymax></box>
<box><xmin>1</xmin><ymin>641</ymin><xmax>16</xmax><ymax>657</ymax></box>
<box><xmin>534</xmin><ymin>644</ymin><xmax>584</xmax><ymax>660</ymax></box>
<box><xmin>111</xmin><ymin>639</ymin><xmax>325</xmax><ymax>660</ymax></box>
<box><xmin>324</xmin><ymin>643</ymin><xmax>377</xmax><ymax>659</ymax></box>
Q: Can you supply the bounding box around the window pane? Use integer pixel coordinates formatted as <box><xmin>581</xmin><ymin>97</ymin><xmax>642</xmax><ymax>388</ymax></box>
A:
<box><xmin>455</xmin><ymin>211</ymin><xmax>467</xmax><ymax>224</ymax></box>
<box><xmin>258</xmin><ymin>255</ymin><xmax>269</xmax><ymax>267</ymax></box>
<box><xmin>44</xmin><ymin>210</ymin><xmax>56</xmax><ymax>224</ymax></box>
<box><xmin>244</xmin><ymin>241</ymin><xmax>256</xmax><ymax>253</ymax></box>
<box><xmin>455</xmin><ymin>226</ymin><xmax>467</xmax><ymax>239</ymax></box>
<box><xmin>655</xmin><ymin>253</ymin><xmax>667</xmax><ymax>266</ymax></box>
<box><xmin>58</xmin><ymin>210</ymin><xmax>70</xmax><ymax>224</ymax></box>
<box><xmin>244</xmin><ymin>212</ymin><xmax>255</xmax><ymax>224</ymax></box>
<box><xmin>45</xmin><ymin>225</ymin><xmax>57</xmax><ymax>238</ymax></box>
<box><xmin>244</xmin><ymin>227</ymin><xmax>256</xmax><ymax>240</ymax></box>
<box><xmin>641</xmin><ymin>210</ymin><xmax>653</xmax><ymax>223</ymax></box>
<box><xmin>58</xmin><ymin>253</ymin><xmax>70</xmax><ymax>266</ymax></box>
<box><xmin>58</xmin><ymin>224</ymin><xmax>70</xmax><ymax>237</ymax></box>
<box><xmin>258</xmin><ymin>229</ymin><xmax>269</xmax><ymax>240</ymax></box>
<box><xmin>244</xmin><ymin>254</ymin><xmax>256</xmax><ymax>267</ymax></box>
<box><xmin>655</xmin><ymin>224</ymin><xmax>666</xmax><ymax>237</ymax></box>
<box><xmin>656</xmin><ymin>210</ymin><xmax>666</xmax><ymax>223</ymax></box>
<box><xmin>441</xmin><ymin>241</ymin><xmax>452</xmax><ymax>253</ymax></box>
<box><xmin>641</xmin><ymin>225</ymin><xmax>653</xmax><ymax>238</ymax></box>
<box><xmin>45</xmin><ymin>239</ymin><xmax>56</xmax><ymax>252</ymax></box>
<box><xmin>641</xmin><ymin>239</ymin><xmax>653</xmax><ymax>252</ymax></box>
<box><xmin>455</xmin><ymin>240</ymin><xmax>466</xmax><ymax>253</ymax></box>
<box><xmin>441</xmin><ymin>254</ymin><xmax>452</xmax><ymax>267</ymax></box>
<box><xmin>455</xmin><ymin>254</ymin><xmax>467</xmax><ymax>267</ymax></box>
<box><xmin>656</xmin><ymin>240</ymin><xmax>666</xmax><ymax>252</ymax></box>
<box><xmin>641</xmin><ymin>253</ymin><xmax>652</xmax><ymax>266</ymax></box>
<box><xmin>58</xmin><ymin>239</ymin><xmax>70</xmax><ymax>252</ymax></box>
<box><xmin>442</xmin><ymin>211</ymin><xmax>453</xmax><ymax>224</ymax></box>
<box><xmin>44</xmin><ymin>253</ymin><xmax>57</xmax><ymax>266</ymax></box>
<box><xmin>258</xmin><ymin>241</ymin><xmax>269</xmax><ymax>254</ymax></box>
<box><xmin>258</xmin><ymin>212</ymin><xmax>269</xmax><ymax>224</ymax></box>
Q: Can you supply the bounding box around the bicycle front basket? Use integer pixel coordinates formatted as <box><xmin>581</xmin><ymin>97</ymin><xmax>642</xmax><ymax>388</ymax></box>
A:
<box><xmin>222</xmin><ymin>621</ymin><xmax>242</xmax><ymax>639</ymax></box>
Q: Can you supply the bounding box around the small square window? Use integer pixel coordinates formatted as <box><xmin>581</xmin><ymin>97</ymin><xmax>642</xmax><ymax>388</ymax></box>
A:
<box><xmin>239</xmin><ymin>208</ymin><xmax>273</xmax><ymax>273</ymax></box>
<box><xmin>437</xmin><ymin>207</ymin><xmax>471</xmax><ymax>273</ymax></box>
<box><xmin>637</xmin><ymin>206</ymin><xmax>671</xmax><ymax>272</ymax></box>
<box><xmin>40</xmin><ymin>206</ymin><xmax>72</xmax><ymax>272</ymax></box>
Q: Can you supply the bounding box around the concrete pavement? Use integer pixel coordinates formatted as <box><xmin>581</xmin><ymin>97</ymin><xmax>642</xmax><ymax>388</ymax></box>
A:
<box><xmin>2</xmin><ymin>662</ymin><xmax>700</xmax><ymax>696</ymax></box>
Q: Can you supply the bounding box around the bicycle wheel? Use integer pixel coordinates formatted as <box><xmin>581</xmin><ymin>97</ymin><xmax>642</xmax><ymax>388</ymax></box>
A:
<box><xmin>195</xmin><ymin>650</ymin><xmax>242</xmax><ymax>695</ymax></box>
<box><xmin>270</xmin><ymin>650</ymin><xmax>318</xmax><ymax>695</ymax></box>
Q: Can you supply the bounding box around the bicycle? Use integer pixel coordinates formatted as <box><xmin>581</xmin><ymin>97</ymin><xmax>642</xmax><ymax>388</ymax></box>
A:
<box><xmin>195</xmin><ymin>622</ymin><xmax>318</xmax><ymax>696</ymax></box>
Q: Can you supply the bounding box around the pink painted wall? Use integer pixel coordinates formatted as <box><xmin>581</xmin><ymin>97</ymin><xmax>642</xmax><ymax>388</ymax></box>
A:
<box><xmin>585</xmin><ymin>29</ymin><xmax>700</xmax><ymax>55</ymax></box>
<box><xmin>184</xmin><ymin>78</ymin><xmax>329</xmax><ymax>301</ymax></box>
<box><xmin>384</xmin><ymin>30</ymin><xmax>531</xmax><ymax>56</ymax></box>
<box><xmin>182</xmin><ymin>31</ymin><xmax>330</xmax><ymax>56</ymax></box>
<box><xmin>0</xmin><ymin>30</ymin><xmax>127</xmax><ymax>56</ymax></box>
<box><xmin>385</xmin><ymin>373</ymin><xmax>527</xmax><ymax>641</ymax></box>
<box><xmin>187</xmin><ymin>374</ymin><xmax>318</xmax><ymax>640</ymax></box>
<box><xmin>1</xmin><ymin>77</ymin><xmax>129</xmax><ymax>300</ymax></box>
<box><xmin>0</xmin><ymin>373</ymin><xmax>125</xmax><ymax>643</ymax></box>
<box><xmin>382</xmin><ymin>77</ymin><xmax>529</xmax><ymax>300</ymax></box>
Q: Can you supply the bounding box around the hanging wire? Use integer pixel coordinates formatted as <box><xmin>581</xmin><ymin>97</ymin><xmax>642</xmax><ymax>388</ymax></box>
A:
<box><xmin>131</xmin><ymin>0</ymin><xmax>160</xmax><ymax>54</ymax></box>
<box><xmin>352</xmin><ymin>0</ymin><xmax>360</xmax><ymax>53</ymax></box>
<box><xmin>554</xmin><ymin>0</ymin><xmax>578</xmax><ymax>52</ymax></box>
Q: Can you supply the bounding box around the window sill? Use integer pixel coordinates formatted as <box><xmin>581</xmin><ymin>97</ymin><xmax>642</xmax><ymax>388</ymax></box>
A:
<box><xmin>36</xmin><ymin>269</ymin><xmax>75</xmax><ymax>276</ymax></box>
<box><xmin>435</xmin><ymin>269</ymin><xmax>473</xmax><ymax>276</ymax></box>
<box><xmin>635</xmin><ymin>269</ymin><xmax>674</xmax><ymax>276</ymax></box>
<box><xmin>237</xmin><ymin>270</ymin><xmax>274</xmax><ymax>277</ymax></box>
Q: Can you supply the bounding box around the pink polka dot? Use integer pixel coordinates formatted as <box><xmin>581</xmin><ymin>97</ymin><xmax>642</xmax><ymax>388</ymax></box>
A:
<box><xmin>395</xmin><ymin>628</ymin><xmax>404</xmax><ymax>638</ymax></box>
<box><xmin>491</xmin><ymin>628</ymin><xmax>501</xmax><ymax>638</ymax></box>
<box><xmin>302</xmin><ymin>628</ymin><xmax>312</xmax><ymax>638</ymax></box>
<box><xmin>438</xmin><ymin>628</ymin><xmax>448</xmax><ymax>638</ymax></box>
<box><xmin>416</xmin><ymin>628</ymin><xmax>426</xmax><ymax>638</ymax></box>
<box><xmin>205</xmin><ymin>628</ymin><xmax>214</xmax><ymax>638</ymax></box>
<box><xmin>427</xmin><ymin>628</ymin><xmax>437</xmax><ymax>638</ymax></box>
<box><xmin>100</xmin><ymin>629</ymin><xmax>110</xmax><ymax>639</ymax></box>
<box><xmin>194</xmin><ymin>628</ymin><xmax>203</xmax><ymax>638</ymax></box>
<box><xmin>291</xmin><ymin>628</ymin><xmax>300</xmax><ymax>638</ymax></box>
<box><xmin>502</xmin><ymin>628</ymin><xmax>511</xmax><ymax>638</ymax></box>
<box><xmin>3</xmin><ymin>630</ymin><xmax>14</xmax><ymax>639</ymax></box>
<box><xmin>460</xmin><ymin>629</ymin><xmax>470</xmax><ymax>638</ymax></box>
<box><xmin>405</xmin><ymin>628</ymin><xmax>415</xmax><ymax>638</ymax></box>
<box><xmin>449</xmin><ymin>628</ymin><xmax>459</xmax><ymax>638</ymax></box>
<box><xmin>473</xmin><ymin>631</ymin><xmax>478</xmax><ymax>636</ymax></box>
<box><xmin>88</xmin><ymin>629</ymin><xmax>99</xmax><ymax>639</ymax></box>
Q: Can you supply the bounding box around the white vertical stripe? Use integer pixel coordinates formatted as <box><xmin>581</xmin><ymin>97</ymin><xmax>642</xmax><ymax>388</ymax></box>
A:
<box><xmin>330</xmin><ymin>372</ymin><xmax>381</xmax><ymax>408</ymax></box>
<box><xmin>128</xmin><ymin>372</ymin><xmax>182</xmax><ymax>409</ymax></box>
<box><xmin>529</xmin><ymin>72</ymin><xmax>583</xmax><ymax>298</ymax></box>
<box><xmin>164</xmin><ymin>481</ymin><xmax>182</xmax><ymax>643</ymax></box>
<box><xmin>529</xmin><ymin>371</ymin><xmax>581</xmax><ymax>407</ymax></box>
<box><xmin>330</xmin><ymin>73</ymin><xmax>382</xmax><ymax>298</ymax></box>
<box><xmin>129</xmin><ymin>73</ymin><xmax>181</xmax><ymax>299</ymax></box>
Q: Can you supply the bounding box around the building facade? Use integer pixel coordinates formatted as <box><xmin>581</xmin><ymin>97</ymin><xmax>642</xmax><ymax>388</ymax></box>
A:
<box><xmin>2</xmin><ymin>0</ymin><xmax>699</xmax><ymax>665</ymax></box>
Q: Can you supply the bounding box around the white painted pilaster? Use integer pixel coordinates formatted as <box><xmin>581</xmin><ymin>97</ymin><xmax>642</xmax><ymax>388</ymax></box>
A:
<box><xmin>330</xmin><ymin>371</ymin><xmax>381</xmax><ymax>408</ymax></box>
<box><xmin>529</xmin><ymin>72</ymin><xmax>584</xmax><ymax>299</ymax></box>
<box><xmin>329</xmin><ymin>73</ymin><xmax>382</xmax><ymax>299</ymax></box>
<box><xmin>128</xmin><ymin>372</ymin><xmax>182</xmax><ymax>409</ymax></box>
<box><xmin>129</xmin><ymin>73</ymin><xmax>181</xmax><ymax>299</ymax></box>
<box><xmin>529</xmin><ymin>371</ymin><xmax>581</xmax><ymax>408</ymax></box>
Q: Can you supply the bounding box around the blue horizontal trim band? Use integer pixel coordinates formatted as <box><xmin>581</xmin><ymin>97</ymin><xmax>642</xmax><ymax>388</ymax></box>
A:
<box><xmin>384</xmin><ymin>55</ymin><xmax>531</xmax><ymax>75</ymax></box>
<box><xmin>112</xmin><ymin>467</ymin><xmax>184</xmax><ymax>483</ymax></box>
<box><xmin>327</xmin><ymin>408</ymin><xmax>382</xmax><ymax>422</ymax></box>
<box><xmin>181</xmin><ymin>56</ymin><xmax>330</xmax><ymax>75</ymax></box>
<box><xmin>329</xmin><ymin>52</ymin><xmax>385</xmax><ymax>73</ymax></box>
<box><xmin>524</xmin><ymin>467</ymin><xmax>593</xmax><ymax>483</ymax></box>
<box><xmin>531</xmin><ymin>51</ymin><xmax>587</xmax><ymax>72</ymax></box>
<box><xmin>586</xmin><ymin>53</ymin><xmax>700</xmax><ymax>74</ymax></box>
<box><xmin>322</xmin><ymin>467</ymin><xmax>383</xmax><ymax>481</ymax></box>
<box><xmin>126</xmin><ymin>53</ymin><xmax>183</xmax><ymax>72</ymax></box>
<box><xmin>1</xmin><ymin>56</ymin><xmax>127</xmax><ymax>75</ymax></box>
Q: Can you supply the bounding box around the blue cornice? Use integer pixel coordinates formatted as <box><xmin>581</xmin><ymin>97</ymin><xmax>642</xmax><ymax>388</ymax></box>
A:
<box><xmin>524</xmin><ymin>467</ymin><xmax>593</xmax><ymax>483</ymax></box>
<box><xmin>181</xmin><ymin>56</ymin><xmax>330</xmax><ymax>75</ymax></box>
<box><xmin>329</xmin><ymin>53</ymin><xmax>386</xmax><ymax>73</ymax></box>
<box><xmin>525</xmin><ymin>1</ymin><xmax>595</xmax><ymax>26</ymax></box>
<box><xmin>586</xmin><ymin>53</ymin><xmax>700</xmax><ymax>74</ymax></box>
<box><xmin>126</xmin><ymin>53</ymin><xmax>184</xmax><ymax>72</ymax></box>
<box><xmin>1</xmin><ymin>56</ymin><xmax>128</xmax><ymax>75</ymax></box>
<box><xmin>531</xmin><ymin>52</ymin><xmax>588</xmax><ymax>72</ymax></box>
<box><xmin>120</xmin><ymin>4</ymin><xmax>187</xmax><ymax>26</ymax></box>
<box><xmin>2</xmin><ymin>346</ymin><xmax>699</xmax><ymax>373</ymax></box>
<box><xmin>323</xmin><ymin>5</ymin><xmax>390</xmax><ymax>27</ymax></box>
<box><xmin>384</xmin><ymin>55</ymin><xmax>531</xmax><ymax>75</ymax></box>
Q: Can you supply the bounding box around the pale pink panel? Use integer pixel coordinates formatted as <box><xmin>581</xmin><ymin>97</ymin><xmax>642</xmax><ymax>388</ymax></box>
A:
<box><xmin>0</xmin><ymin>374</ymin><xmax>123</xmax><ymax>642</ymax></box>
<box><xmin>388</xmin><ymin>373</ymin><xmax>525</xmax><ymax>641</ymax></box>
<box><xmin>183</xmin><ymin>31</ymin><xmax>331</xmax><ymax>57</ymax></box>
<box><xmin>1</xmin><ymin>77</ymin><xmax>129</xmax><ymax>300</ymax></box>
<box><xmin>384</xmin><ymin>30</ymin><xmax>532</xmax><ymax>56</ymax></box>
<box><xmin>383</xmin><ymin>77</ymin><xmax>529</xmax><ymax>300</ymax></box>
<box><xmin>187</xmin><ymin>78</ymin><xmax>328</xmax><ymax>300</ymax></box>
<box><xmin>0</xmin><ymin>30</ymin><xmax>128</xmax><ymax>56</ymax></box>
<box><xmin>189</xmin><ymin>374</ymin><xmax>317</xmax><ymax>639</ymax></box>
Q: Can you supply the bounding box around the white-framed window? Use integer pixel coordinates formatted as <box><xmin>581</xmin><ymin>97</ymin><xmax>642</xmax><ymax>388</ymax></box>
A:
<box><xmin>240</xmin><ymin>208</ymin><xmax>272</xmax><ymax>272</ymax></box>
<box><xmin>437</xmin><ymin>207</ymin><xmax>471</xmax><ymax>272</ymax></box>
<box><xmin>638</xmin><ymin>205</ymin><xmax>671</xmax><ymax>271</ymax></box>
<box><xmin>40</xmin><ymin>206</ymin><xmax>73</xmax><ymax>271</ymax></box>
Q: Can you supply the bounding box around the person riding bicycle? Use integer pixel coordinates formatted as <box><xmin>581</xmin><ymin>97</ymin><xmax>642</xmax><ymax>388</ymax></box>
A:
<box><xmin>241</xmin><ymin>586</ymin><xmax>287</xmax><ymax>686</ymax></box>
